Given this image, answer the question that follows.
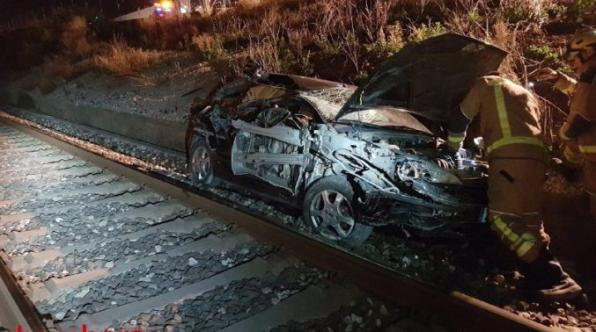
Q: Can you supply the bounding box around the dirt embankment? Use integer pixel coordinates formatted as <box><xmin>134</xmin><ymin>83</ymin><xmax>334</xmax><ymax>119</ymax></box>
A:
<box><xmin>11</xmin><ymin>54</ymin><xmax>218</xmax><ymax>124</ymax></box>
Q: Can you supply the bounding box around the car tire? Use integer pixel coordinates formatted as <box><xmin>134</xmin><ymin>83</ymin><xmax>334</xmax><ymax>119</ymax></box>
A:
<box><xmin>303</xmin><ymin>176</ymin><xmax>373</xmax><ymax>245</ymax></box>
<box><xmin>189</xmin><ymin>136</ymin><xmax>218</xmax><ymax>186</ymax></box>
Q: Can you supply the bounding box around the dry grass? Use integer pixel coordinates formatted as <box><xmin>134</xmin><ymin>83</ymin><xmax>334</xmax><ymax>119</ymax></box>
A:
<box><xmin>5</xmin><ymin>0</ymin><xmax>591</xmax><ymax>85</ymax></box>
<box><xmin>93</xmin><ymin>40</ymin><xmax>164</xmax><ymax>77</ymax></box>
<box><xmin>247</xmin><ymin>39</ymin><xmax>282</xmax><ymax>72</ymax></box>
<box><xmin>196</xmin><ymin>0</ymin><xmax>218</xmax><ymax>16</ymax></box>
<box><xmin>237</xmin><ymin>0</ymin><xmax>264</xmax><ymax>11</ymax></box>
<box><xmin>188</xmin><ymin>0</ymin><xmax>407</xmax><ymax>81</ymax></box>
<box><xmin>491</xmin><ymin>21</ymin><xmax>524</xmax><ymax>82</ymax></box>
<box><xmin>191</xmin><ymin>33</ymin><xmax>226</xmax><ymax>60</ymax></box>
<box><xmin>174</xmin><ymin>0</ymin><xmax>581</xmax><ymax>83</ymax></box>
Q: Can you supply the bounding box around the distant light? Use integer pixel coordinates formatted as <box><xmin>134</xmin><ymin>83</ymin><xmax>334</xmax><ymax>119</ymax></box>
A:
<box><xmin>181</xmin><ymin>6</ymin><xmax>188</xmax><ymax>13</ymax></box>
<box><xmin>161</xmin><ymin>1</ymin><xmax>174</xmax><ymax>9</ymax></box>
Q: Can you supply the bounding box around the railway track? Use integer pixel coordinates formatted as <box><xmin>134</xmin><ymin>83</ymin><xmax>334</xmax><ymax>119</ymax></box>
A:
<box><xmin>0</xmin><ymin>114</ymin><xmax>558</xmax><ymax>332</ymax></box>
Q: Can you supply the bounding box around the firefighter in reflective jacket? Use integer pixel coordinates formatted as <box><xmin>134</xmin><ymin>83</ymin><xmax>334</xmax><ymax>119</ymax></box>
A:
<box><xmin>539</xmin><ymin>29</ymin><xmax>596</xmax><ymax>280</ymax></box>
<box><xmin>543</xmin><ymin>29</ymin><xmax>596</xmax><ymax>219</ymax></box>
<box><xmin>447</xmin><ymin>75</ymin><xmax>583</xmax><ymax>301</ymax></box>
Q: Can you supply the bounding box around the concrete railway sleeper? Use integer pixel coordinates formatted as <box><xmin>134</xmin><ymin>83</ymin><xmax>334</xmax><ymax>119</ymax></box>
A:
<box><xmin>0</xmin><ymin>112</ymin><xmax>577</xmax><ymax>331</ymax></box>
<box><xmin>0</xmin><ymin>191</ymin><xmax>166</xmax><ymax>235</ymax></box>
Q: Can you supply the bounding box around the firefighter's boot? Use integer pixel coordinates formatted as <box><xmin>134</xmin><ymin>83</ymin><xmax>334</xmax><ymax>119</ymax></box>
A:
<box><xmin>523</xmin><ymin>249</ymin><xmax>583</xmax><ymax>302</ymax></box>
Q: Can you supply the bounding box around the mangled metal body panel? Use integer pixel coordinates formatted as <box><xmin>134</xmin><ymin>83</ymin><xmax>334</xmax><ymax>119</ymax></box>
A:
<box><xmin>231</xmin><ymin>119</ymin><xmax>311</xmax><ymax>192</ymax></box>
<box><xmin>203</xmin><ymin>93</ymin><xmax>487</xmax><ymax>230</ymax></box>
<box><xmin>191</xmin><ymin>103</ymin><xmax>486</xmax><ymax>230</ymax></box>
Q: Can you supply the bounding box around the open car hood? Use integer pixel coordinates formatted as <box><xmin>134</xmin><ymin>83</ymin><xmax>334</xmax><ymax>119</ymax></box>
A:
<box><xmin>336</xmin><ymin>33</ymin><xmax>508</xmax><ymax>123</ymax></box>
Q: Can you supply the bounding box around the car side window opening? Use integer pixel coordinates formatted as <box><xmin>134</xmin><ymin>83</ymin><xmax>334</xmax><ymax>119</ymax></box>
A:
<box><xmin>255</xmin><ymin>107</ymin><xmax>291</xmax><ymax>128</ymax></box>
<box><xmin>283</xmin><ymin>98</ymin><xmax>321</xmax><ymax>129</ymax></box>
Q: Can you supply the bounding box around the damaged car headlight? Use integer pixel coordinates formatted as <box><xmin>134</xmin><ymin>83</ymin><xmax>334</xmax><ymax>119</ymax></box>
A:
<box><xmin>396</xmin><ymin>160</ymin><xmax>462</xmax><ymax>185</ymax></box>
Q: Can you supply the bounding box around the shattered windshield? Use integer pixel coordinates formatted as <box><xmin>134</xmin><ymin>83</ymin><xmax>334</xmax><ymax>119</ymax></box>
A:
<box><xmin>337</xmin><ymin>107</ymin><xmax>433</xmax><ymax>135</ymax></box>
<box><xmin>299</xmin><ymin>87</ymin><xmax>357</xmax><ymax>121</ymax></box>
<box><xmin>299</xmin><ymin>87</ymin><xmax>433</xmax><ymax>134</ymax></box>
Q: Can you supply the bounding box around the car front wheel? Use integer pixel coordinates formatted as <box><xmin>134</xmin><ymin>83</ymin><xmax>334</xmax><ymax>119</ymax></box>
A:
<box><xmin>190</xmin><ymin>137</ymin><xmax>217</xmax><ymax>186</ymax></box>
<box><xmin>303</xmin><ymin>176</ymin><xmax>373</xmax><ymax>245</ymax></box>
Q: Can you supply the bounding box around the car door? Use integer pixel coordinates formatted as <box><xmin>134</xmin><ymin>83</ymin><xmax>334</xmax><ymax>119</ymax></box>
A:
<box><xmin>229</xmin><ymin>104</ymin><xmax>313</xmax><ymax>195</ymax></box>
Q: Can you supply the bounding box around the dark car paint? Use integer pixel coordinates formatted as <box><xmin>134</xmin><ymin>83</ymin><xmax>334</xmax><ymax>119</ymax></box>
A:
<box><xmin>338</xmin><ymin>33</ymin><xmax>508</xmax><ymax>125</ymax></box>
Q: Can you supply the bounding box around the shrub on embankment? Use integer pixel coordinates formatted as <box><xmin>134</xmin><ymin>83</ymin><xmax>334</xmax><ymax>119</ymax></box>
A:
<box><xmin>93</xmin><ymin>39</ymin><xmax>165</xmax><ymax>77</ymax></box>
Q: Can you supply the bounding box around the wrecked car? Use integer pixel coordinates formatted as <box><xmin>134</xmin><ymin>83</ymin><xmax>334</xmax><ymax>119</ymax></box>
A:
<box><xmin>186</xmin><ymin>34</ymin><xmax>508</xmax><ymax>243</ymax></box>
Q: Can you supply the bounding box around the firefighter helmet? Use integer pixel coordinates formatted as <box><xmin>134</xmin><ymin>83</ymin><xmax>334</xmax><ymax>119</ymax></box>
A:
<box><xmin>566</xmin><ymin>28</ymin><xmax>596</xmax><ymax>61</ymax></box>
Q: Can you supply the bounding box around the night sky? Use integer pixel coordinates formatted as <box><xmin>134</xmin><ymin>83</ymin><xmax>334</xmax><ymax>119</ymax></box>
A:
<box><xmin>0</xmin><ymin>0</ymin><xmax>152</xmax><ymax>22</ymax></box>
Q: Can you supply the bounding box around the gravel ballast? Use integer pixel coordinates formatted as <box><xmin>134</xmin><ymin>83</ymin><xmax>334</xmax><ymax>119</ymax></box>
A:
<box><xmin>2</xmin><ymin>99</ymin><xmax>595</xmax><ymax>329</ymax></box>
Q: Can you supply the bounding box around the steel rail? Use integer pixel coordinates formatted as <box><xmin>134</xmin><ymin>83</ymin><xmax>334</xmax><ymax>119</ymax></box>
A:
<box><xmin>0</xmin><ymin>253</ymin><xmax>48</xmax><ymax>332</ymax></box>
<box><xmin>0</xmin><ymin>113</ymin><xmax>558</xmax><ymax>332</ymax></box>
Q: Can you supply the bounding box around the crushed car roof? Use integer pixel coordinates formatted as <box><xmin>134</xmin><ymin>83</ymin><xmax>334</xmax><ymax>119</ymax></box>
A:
<box><xmin>266</xmin><ymin>73</ymin><xmax>356</xmax><ymax>91</ymax></box>
<box><xmin>337</xmin><ymin>33</ymin><xmax>508</xmax><ymax>122</ymax></box>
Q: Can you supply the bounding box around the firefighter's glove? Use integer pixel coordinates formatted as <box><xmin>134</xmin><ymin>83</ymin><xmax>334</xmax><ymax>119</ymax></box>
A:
<box><xmin>452</xmin><ymin>148</ymin><xmax>474</xmax><ymax>170</ymax></box>
<box><xmin>560</xmin><ymin>115</ymin><xmax>593</xmax><ymax>141</ymax></box>
<box><xmin>535</xmin><ymin>68</ymin><xmax>577</xmax><ymax>95</ymax></box>
<box><xmin>455</xmin><ymin>148</ymin><xmax>472</xmax><ymax>161</ymax></box>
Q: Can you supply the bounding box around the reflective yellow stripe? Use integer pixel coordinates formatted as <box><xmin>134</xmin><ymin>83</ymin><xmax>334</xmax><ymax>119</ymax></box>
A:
<box><xmin>493</xmin><ymin>217</ymin><xmax>538</xmax><ymax>260</ymax></box>
<box><xmin>516</xmin><ymin>233</ymin><xmax>538</xmax><ymax>258</ymax></box>
<box><xmin>493</xmin><ymin>216</ymin><xmax>520</xmax><ymax>243</ymax></box>
<box><xmin>448</xmin><ymin>133</ymin><xmax>465</xmax><ymax>143</ymax></box>
<box><xmin>510</xmin><ymin>233</ymin><xmax>525</xmax><ymax>251</ymax></box>
<box><xmin>564</xmin><ymin>146</ymin><xmax>584</xmax><ymax>165</ymax></box>
<box><xmin>486</xmin><ymin>84</ymin><xmax>545</xmax><ymax>155</ymax></box>
<box><xmin>494</xmin><ymin>85</ymin><xmax>512</xmax><ymax>137</ymax></box>
<box><xmin>487</xmin><ymin>137</ymin><xmax>545</xmax><ymax>154</ymax></box>
<box><xmin>579</xmin><ymin>145</ymin><xmax>596</xmax><ymax>153</ymax></box>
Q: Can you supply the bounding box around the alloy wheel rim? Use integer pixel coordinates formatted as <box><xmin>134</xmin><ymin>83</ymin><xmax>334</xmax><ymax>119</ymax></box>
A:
<box><xmin>192</xmin><ymin>146</ymin><xmax>211</xmax><ymax>182</ymax></box>
<box><xmin>309</xmin><ymin>189</ymin><xmax>355</xmax><ymax>240</ymax></box>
